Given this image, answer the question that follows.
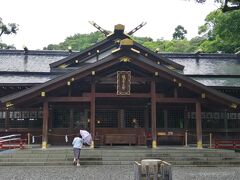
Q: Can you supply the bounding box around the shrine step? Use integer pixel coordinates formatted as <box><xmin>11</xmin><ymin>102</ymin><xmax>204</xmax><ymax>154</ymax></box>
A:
<box><xmin>1</xmin><ymin>147</ymin><xmax>240</xmax><ymax>166</ymax></box>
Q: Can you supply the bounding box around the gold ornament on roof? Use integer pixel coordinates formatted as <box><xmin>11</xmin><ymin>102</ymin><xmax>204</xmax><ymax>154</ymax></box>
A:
<box><xmin>41</xmin><ymin>91</ymin><xmax>46</xmax><ymax>97</ymax></box>
<box><xmin>231</xmin><ymin>103</ymin><xmax>237</xmax><ymax>109</ymax></box>
<box><xmin>120</xmin><ymin>38</ymin><xmax>133</xmax><ymax>46</ymax></box>
<box><xmin>119</xmin><ymin>56</ymin><xmax>131</xmax><ymax>62</ymax></box>
<box><xmin>6</xmin><ymin>102</ymin><xmax>13</xmax><ymax>108</ymax></box>
<box><xmin>114</xmin><ymin>24</ymin><xmax>125</xmax><ymax>30</ymax></box>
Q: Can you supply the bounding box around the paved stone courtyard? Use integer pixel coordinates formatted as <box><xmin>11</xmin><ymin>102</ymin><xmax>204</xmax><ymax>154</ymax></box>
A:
<box><xmin>0</xmin><ymin>165</ymin><xmax>239</xmax><ymax>180</ymax></box>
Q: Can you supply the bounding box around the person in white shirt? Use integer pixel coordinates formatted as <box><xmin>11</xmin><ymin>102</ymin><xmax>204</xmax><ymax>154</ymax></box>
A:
<box><xmin>72</xmin><ymin>134</ymin><xmax>83</xmax><ymax>166</ymax></box>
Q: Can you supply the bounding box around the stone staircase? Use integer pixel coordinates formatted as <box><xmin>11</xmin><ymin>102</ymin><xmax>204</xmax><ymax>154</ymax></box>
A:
<box><xmin>1</xmin><ymin>146</ymin><xmax>240</xmax><ymax>166</ymax></box>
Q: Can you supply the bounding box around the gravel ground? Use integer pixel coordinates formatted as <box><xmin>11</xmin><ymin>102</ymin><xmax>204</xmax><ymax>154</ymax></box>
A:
<box><xmin>0</xmin><ymin>166</ymin><xmax>239</xmax><ymax>180</ymax></box>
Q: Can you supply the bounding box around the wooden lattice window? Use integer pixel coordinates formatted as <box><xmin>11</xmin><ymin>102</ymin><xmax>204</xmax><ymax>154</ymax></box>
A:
<box><xmin>0</xmin><ymin>111</ymin><xmax>6</xmax><ymax>128</ymax></box>
<box><xmin>202</xmin><ymin>112</ymin><xmax>224</xmax><ymax>129</ymax></box>
<box><xmin>125</xmin><ymin>110</ymin><xmax>144</xmax><ymax>128</ymax></box>
<box><xmin>157</xmin><ymin>109</ymin><xmax>164</xmax><ymax>128</ymax></box>
<box><xmin>188</xmin><ymin>112</ymin><xmax>196</xmax><ymax>129</ymax></box>
<box><xmin>168</xmin><ymin>110</ymin><xmax>184</xmax><ymax>128</ymax></box>
<box><xmin>73</xmin><ymin>109</ymin><xmax>89</xmax><ymax>129</ymax></box>
<box><xmin>228</xmin><ymin>113</ymin><xmax>240</xmax><ymax>129</ymax></box>
<box><xmin>95</xmin><ymin>110</ymin><xmax>118</xmax><ymax>128</ymax></box>
<box><xmin>28</xmin><ymin>111</ymin><xmax>42</xmax><ymax>128</ymax></box>
<box><xmin>8</xmin><ymin>110</ymin><xmax>42</xmax><ymax>128</ymax></box>
<box><xmin>53</xmin><ymin>109</ymin><xmax>70</xmax><ymax>128</ymax></box>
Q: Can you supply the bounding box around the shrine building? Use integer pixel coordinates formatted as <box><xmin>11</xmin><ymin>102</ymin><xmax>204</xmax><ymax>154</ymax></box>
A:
<box><xmin>0</xmin><ymin>24</ymin><xmax>240</xmax><ymax>148</ymax></box>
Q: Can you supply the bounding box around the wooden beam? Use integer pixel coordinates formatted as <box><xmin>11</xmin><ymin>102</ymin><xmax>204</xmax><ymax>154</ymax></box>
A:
<box><xmin>156</xmin><ymin>98</ymin><xmax>197</xmax><ymax>103</ymax></box>
<box><xmin>45</xmin><ymin>94</ymin><xmax>197</xmax><ymax>103</ymax></box>
<box><xmin>95</xmin><ymin>77</ymin><xmax>152</xmax><ymax>84</ymax></box>
<box><xmin>83</xmin><ymin>93</ymin><xmax>151</xmax><ymax>98</ymax></box>
<box><xmin>46</xmin><ymin>97</ymin><xmax>90</xmax><ymax>102</ymax></box>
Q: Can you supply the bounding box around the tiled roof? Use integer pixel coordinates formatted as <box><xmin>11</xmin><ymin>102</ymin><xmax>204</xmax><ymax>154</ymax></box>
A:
<box><xmin>161</xmin><ymin>53</ymin><xmax>240</xmax><ymax>75</ymax></box>
<box><xmin>0</xmin><ymin>50</ymin><xmax>70</xmax><ymax>72</ymax></box>
<box><xmin>191</xmin><ymin>77</ymin><xmax>240</xmax><ymax>87</ymax></box>
<box><xmin>0</xmin><ymin>74</ymin><xmax>58</xmax><ymax>84</ymax></box>
<box><xmin>1</xmin><ymin>50</ymin><xmax>240</xmax><ymax>87</ymax></box>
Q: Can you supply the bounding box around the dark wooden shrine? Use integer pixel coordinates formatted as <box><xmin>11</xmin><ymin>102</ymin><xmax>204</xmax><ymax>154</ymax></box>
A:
<box><xmin>0</xmin><ymin>24</ymin><xmax>240</xmax><ymax>148</ymax></box>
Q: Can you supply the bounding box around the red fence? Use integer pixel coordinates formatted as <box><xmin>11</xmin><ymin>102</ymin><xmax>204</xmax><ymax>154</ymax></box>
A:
<box><xmin>0</xmin><ymin>134</ymin><xmax>26</xmax><ymax>149</ymax></box>
<box><xmin>214</xmin><ymin>139</ymin><xmax>240</xmax><ymax>149</ymax></box>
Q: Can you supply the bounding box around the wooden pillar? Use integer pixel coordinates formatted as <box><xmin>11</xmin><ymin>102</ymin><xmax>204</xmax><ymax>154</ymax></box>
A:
<box><xmin>42</xmin><ymin>101</ymin><xmax>49</xmax><ymax>149</ymax></box>
<box><xmin>151</xmin><ymin>80</ymin><xmax>157</xmax><ymax>148</ymax></box>
<box><xmin>90</xmin><ymin>82</ymin><xmax>96</xmax><ymax>148</ymax></box>
<box><xmin>5</xmin><ymin>109</ymin><xmax>10</xmax><ymax>129</ymax></box>
<box><xmin>196</xmin><ymin>101</ymin><xmax>202</xmax><ymax>148</ymax></box>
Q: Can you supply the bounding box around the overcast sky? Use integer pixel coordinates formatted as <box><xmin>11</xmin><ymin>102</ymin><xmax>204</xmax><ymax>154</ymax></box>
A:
<box><xmin>1</xmin><ymin>0</ymin><xmax>218</xmax><ymax>50</ymax></box>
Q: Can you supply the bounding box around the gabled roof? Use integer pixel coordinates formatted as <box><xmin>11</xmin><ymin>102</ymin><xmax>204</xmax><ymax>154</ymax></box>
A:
<box><xmin>1</xmin><ymin>47</ymin><xmax>240</xmax><ymax>109</ymax></box>
<box><xmin>49</xmin><ymin>25</ymin><xmax>184</xmax><ymax>71</ymax></box>
<box><xmin>49</xmin><ymin>33</ymin><xmax>126</xmax><ymax>68</ymax></box>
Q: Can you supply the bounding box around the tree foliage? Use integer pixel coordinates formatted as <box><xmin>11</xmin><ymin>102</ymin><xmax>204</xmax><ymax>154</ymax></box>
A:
<box><xmin>0</xmin><ymin>18</ymin><xmax>18</xmax><ymax>38</ymax></box>
<box><xmin>44</xmin><ymin>31</ymin><xmax>105</xmax><ymax>51</ymax></box>
<box><xmin>195</xmin><ymin>0</ymin><xmax>240</xmax><ymax>12</ymax></box>
<box><xmin>198</xmin><ymin>9</ymin><xmax>240</xmax><ymax>52</ymax></box>
<box><xmin>0</xmin><ymin>17</ymin><xmax>18</xmax><ymax>49</ymax></box>
<box><xmin>172</xmin><ymin>25</ymin><xmax>187</xmax><ymax>40</ymax></box>
<box><xmin>45</xmin><ymin>9</ymin><xmax>240</xmax><ymax>54</ymax></box>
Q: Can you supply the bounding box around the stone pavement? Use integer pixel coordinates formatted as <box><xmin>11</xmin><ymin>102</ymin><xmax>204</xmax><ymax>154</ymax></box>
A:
<box><xmin>0</xmin><ymin>165</ymin><xmax>240</xmax><ymax>180</ymax></box>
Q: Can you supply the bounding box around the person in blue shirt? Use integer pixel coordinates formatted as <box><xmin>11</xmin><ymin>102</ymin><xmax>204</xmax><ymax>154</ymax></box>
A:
<box><xmin>72</xmin><ymin>134</ymin><xmax>83</xmax><ymax>166</ymax></box>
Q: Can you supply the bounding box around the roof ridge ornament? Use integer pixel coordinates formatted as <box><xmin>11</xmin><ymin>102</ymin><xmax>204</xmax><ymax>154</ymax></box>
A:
<box><xmin>128</xmin><ymin>22</ymin><xmax>147</xmax><ymax>35</ymax></box>
<box><xmin>89</xmin><ymin>21</ymin><xmax>110</xmax><ymax>36</ymax></box>
<box><xmin>120</xmin><ymin>38</ymin><xmax>134</xmax><ymax>46</ymax></box>
<box><xmin>89</xmin><ymin>21</ymin><xmax>147</xmax><ymax>37</ymax></box>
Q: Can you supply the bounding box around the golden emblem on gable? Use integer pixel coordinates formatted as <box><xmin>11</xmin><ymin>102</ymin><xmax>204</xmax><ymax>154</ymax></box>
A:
<box><xmin>119</xmin><ymin>56</ymin><xmax>131</xmax><ymax>62</ymax></box>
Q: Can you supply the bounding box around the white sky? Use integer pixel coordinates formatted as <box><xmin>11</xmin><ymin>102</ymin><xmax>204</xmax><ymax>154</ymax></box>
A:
<box><xmin>1</xmin><ymin>0</ymin><xmax>219</xmax><ymax>50</ymax></box>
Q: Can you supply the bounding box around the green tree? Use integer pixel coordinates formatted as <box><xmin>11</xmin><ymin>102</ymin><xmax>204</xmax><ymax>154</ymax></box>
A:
<box><xmin>198</xmin><ymin>9</ymin><xmax>240</xmax><ymax>52</ymax></box>
<box><xmin>44</xmin><ymin>31</ymin><xmax>104</xmax><ymax>51</ymax></box>
<box><xmin>0</xmin><ymin>17</ymin><xmax>18</xmax><ymax>49</ymax></box>
<box><xmin>195</xmin><ymin>0</ymin><xmax>240</xmax><ymax>12</ymax></box>
<box><xmin>172</xmin><ymin>25</ymin><xmax>187</xmax><ymax>40</ymax></box>
<box><xmin>0</xmin><ymin>18</ymin><xmax>18</xmax><ymax>37</ymax></box>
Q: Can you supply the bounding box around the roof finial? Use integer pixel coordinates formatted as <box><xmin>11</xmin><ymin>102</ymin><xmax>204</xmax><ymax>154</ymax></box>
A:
<box><xmin>89</xmin><ymin>21</ymin><xmax>110</xmax><ymax>36</ymax></box>
<box><xmin>128</xmin><ymin>22</ymin><xmax>147</xmax><ymax>35</ymax></box>
<box><xmin>23</xmin><ymin>45</ymin><xmax>28</xmax><ymax>54</ymax></box>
